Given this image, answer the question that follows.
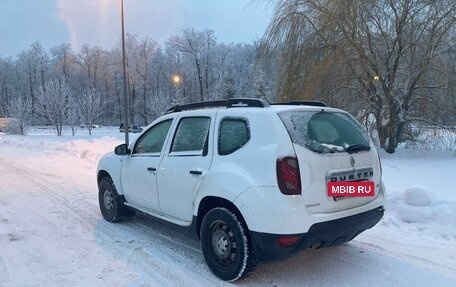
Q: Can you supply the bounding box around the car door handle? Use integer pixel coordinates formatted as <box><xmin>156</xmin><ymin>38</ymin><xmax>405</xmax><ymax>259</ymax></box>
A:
<box><xmin>147</xmin><ymin>167</ymin><xmax>157</xmax><ymax>172</ymax></box>
<box><xmin>189</xmin><ymin>169</ymin><xmax>203</xmax><ymax>175</ymax></box>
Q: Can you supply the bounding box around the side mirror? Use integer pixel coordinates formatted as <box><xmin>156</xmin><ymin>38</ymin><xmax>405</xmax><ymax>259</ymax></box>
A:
<box><xmin>114</xmin><ymin>143</ymin><xmax>130</xmax><ymax>155</ymax></box>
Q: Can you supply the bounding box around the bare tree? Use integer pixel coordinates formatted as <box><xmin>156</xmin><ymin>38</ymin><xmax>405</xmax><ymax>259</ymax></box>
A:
<box><xmin>38</xmin><ymin>76</ymin><xmax>70</xmax><ymax>136</ymax></box>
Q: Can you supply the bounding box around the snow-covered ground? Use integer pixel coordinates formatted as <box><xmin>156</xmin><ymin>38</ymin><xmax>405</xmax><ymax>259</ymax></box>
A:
<box><xmin>0</xmin><ymin>127</ymin><xmax>455</xmax><ymax>286</ymax></box>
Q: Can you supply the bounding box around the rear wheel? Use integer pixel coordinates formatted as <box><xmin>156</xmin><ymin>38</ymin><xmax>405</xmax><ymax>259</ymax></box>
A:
<box><xmin>98</xmin><ymin>177</ymin><xmax>134</xmax><ymax>222</ymax></box>
<box><xmin>200</xmin><ymin>207</ymin><xmax>256</xmax><ymax>281</ymax></box>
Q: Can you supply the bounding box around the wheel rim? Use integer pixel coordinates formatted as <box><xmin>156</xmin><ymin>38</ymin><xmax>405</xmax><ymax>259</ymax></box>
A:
<box><xmin>103</xmin><ymin>187</ymin><xmax>114</xmax><ymax>213</ymax></box>
<box><xmin>210</xmin><ymin>220</ymin><xmax>237</xmax><ymax>266</ymax></box>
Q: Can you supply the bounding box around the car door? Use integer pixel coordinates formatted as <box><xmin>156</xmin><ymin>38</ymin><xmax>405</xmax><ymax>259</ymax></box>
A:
<box><xmin>157</xmin><ymin>113</ymin><xmax>214</xmax><ymax>222</ymax></box>
<box><xmin>121</xmin><ymin>119</ymin><xmax>174</xmax><ymax>211</ymax></box>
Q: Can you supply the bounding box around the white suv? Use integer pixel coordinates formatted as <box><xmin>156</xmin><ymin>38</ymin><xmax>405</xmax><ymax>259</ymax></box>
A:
<box><xmin>97</xmin><ymin>99</ymin><xmax>385</xmax><ymax>281</ymax></box>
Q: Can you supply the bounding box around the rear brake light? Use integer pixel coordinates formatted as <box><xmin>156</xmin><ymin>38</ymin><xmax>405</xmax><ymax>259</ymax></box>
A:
<box><xmin>276</xmin><ymin>156</ymin><xmax>301</xmax><ymax>195</ymax></box>
<box><xmin>277</xmin><ymin>235</ymin><xmax>300</xmax><ymax>247</ymax></box>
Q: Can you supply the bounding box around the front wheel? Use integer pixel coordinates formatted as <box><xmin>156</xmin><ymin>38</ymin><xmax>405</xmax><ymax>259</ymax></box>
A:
<box><xmin>200</xmin><ymin>207</ymin><xmax>257</xmax><ymax>281</ymax></box>
<box><xmin>98</xmin><ymin>177</ymin><xmax>133</xmax><ymax>222</ymax></box>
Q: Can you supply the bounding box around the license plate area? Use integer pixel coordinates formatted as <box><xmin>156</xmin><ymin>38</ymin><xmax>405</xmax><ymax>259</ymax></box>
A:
<box><xmin>327</xmin><ymin>181</ymin><xmax>375</xmax><ymax>198</ymax></box>
<box><xmin>326</xmin><ymin>168</ymin><xmax>375</xmax><ymax>200</ymax></box>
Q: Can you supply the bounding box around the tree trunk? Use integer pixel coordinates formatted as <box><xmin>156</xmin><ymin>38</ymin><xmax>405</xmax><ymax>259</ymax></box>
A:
<box><xmin>379</xmin><ymin>124</ymin><xmax>397</xmax><ymax>153</ymax></box>
<box><xmin>195</xmin><ymin>58</ymin><xmax>204</xmax><ymax>101</ymax></box>
<box><xmin>143</xmin><ymin>79</ymin><xmax>148</xmax><ymax>125</ymax></box>
<box><xmin>130</xmin><ymin>86</ymin><xmax>136</xmax><ymax>124</ymax></box>
<box><xmin>377</xmin><ymin>102</ymin><xmax>401</xmax><ymax>154</ymax></box>
<box><xmin>28</xmin><ymin>68</ymin><xmax>35</xmax><ymax>118</ymax></box>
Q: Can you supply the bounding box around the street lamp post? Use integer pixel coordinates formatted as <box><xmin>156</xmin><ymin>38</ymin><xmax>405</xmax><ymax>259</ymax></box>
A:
<box><xmin>121</xmin><ymin>0</ymin><xmax>129</xmax><ymax>146</ymax></box>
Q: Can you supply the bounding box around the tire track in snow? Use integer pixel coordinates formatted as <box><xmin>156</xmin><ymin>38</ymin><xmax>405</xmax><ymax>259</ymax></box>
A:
<box><xmin>0</xmin><ymin>156</ymin><xmax>233</xmax><ymax>287</ymax></box>
<box><xmin>0</xmin><ymin>159</ymin><xmax>182</xmax><ymax>286</ymax></box>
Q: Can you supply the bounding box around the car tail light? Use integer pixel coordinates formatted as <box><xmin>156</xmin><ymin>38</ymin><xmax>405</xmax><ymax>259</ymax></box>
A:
<box><xmin>277</xmin><ymin>235</ymin><xmax>301</xmax><ymax>247</ymax></box>
<box><xmin>276</xmin><ymin>156</ymin><xmax>301</xmax><ymax>195</ymax></box>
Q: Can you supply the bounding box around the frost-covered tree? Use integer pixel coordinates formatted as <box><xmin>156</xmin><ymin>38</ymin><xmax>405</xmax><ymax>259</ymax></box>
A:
<box><xmin>171</xmin><ymin>29</ymin><xmax>216</xmax><ymax>101</ymax></box>
<box><xmin>76</xmin><ymin>44</ymin><xmax>104</xmax><ymax>90</ymax></box>
<box><xmin>0</xmin><ymin>30</ymin><xmax>278</xmax><ymax>129</ymax></box>
<box><xmin>38</xmin><ymin>76</ymin><xmax>70</xmax><ymax>136</ymax></box>
<box><xmin>66</xmin><ymin>97</ymin><xmax>81</xmax><ymax>136</ymax></box>
<box><xmin>146</xmin><ymin>92</ymin><xmax>172</xmax><ymax>122</ymax></box>
<box><xmin>6</xmin><ymin>96</ymin><xmax>32</xmax><ymax>135</ymax></box>
<box><xmin>133</xmin><ymin>37</ymin><xmax>157</xmax><ymax>125</ymax></box>
<box><xmin>77</xmin><ymin>89</ymin><xmax>103</xmax><ymax>135</ymax></box>
<box><xmin>16</xmin><ymin>42</ymin><xmax>50</xmax><ymax>120</ymax></box>
<box><xmin>0</xmin><ymin>57</ymin><xmax>14</xmax><ymax>117</ymax></box>
<box><xmin>50</xmin><ymin>43</ymin><xmax>74</xmax><ymax>79</ymax></box>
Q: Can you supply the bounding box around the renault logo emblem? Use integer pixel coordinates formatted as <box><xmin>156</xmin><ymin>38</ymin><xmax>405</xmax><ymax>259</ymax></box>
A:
<box><xmin>350</xmin><ymin>156</ymin><xmax>355</xmax><ymax>167</ymax></box>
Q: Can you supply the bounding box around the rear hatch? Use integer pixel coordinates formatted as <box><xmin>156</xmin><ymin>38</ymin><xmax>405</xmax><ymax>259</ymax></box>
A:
<box><xmin>279</xmin><ymin>109</ymin><xmax>381</xmax><ymax>214</ymax></box>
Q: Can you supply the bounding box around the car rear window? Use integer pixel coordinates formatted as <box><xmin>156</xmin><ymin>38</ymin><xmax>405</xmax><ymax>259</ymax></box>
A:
<box><xmin>218</xmin><ymin>118</ymin><xmax>250</xmax><ymax>155</ymax></box>
<box><xmin>279</xmin><ymin>111</ymin><xmax>370</xmax><ymax>154</ymax></box>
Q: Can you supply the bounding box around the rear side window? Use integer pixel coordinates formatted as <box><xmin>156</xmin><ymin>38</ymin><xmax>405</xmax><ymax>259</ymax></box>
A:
<box><xmin>171</xmin><ymin>117</ymin><xmax>211</xmax><ymax>153</ymax></box>
<box><xmin>218</xmin><ymin>118</ymin><xmax>250</xmax><ymax>155</ymax></box>
<box><xmin>279</xmin><ymin>111</ymin><xmax>370</xmax><ymax>154</ymax></box>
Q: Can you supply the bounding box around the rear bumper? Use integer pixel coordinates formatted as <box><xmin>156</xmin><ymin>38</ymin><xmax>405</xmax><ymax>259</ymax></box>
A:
<box><xmin>250</xmin><ymin>206</ymin><xmax>385</xmax><ymax>261</ymax></box>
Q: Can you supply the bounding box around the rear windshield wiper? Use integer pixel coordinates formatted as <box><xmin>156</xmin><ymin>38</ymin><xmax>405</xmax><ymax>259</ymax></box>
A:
<box><xmin>344</xmin><ymin>144</ymin><xmax>371</xmax><ymax>154</ymax></box>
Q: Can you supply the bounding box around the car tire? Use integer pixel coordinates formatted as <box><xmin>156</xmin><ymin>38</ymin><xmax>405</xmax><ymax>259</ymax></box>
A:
<box><xmin>98</xmin><ymin>177</ymin><xmax>133</xmax><ymax>222</ymax></box>
<box><xmin>200</xmin><ymin>207</ymin><xmax>257</xmax><ymax>282</ymax></box>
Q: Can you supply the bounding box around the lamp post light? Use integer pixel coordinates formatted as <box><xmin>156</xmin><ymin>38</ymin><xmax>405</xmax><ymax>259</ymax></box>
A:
<box><xmin>172</xmin><ymin>74</ymin><xmax>182</xmax><ymax>85</ymax></box>
<box><xmin>121</xmin><ymin>0</ymin><xmax>129</xmax><ymax>145</ymax></box>
<box><xmin>171</xmin><ymin>73</ymin><xmax>182</xmax><ymax>102</ymax></box>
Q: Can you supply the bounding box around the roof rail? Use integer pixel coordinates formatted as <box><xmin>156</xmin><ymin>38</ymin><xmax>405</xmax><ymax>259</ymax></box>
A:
<box><xmin>272</xmin><ymin>101</ymin><xmax>327</xmax><ymax>107</ymax></box>
<box><xmin>166</xmin><ymin>98</ymin><xmax>269</xmax><ymax>113</ymax></box>
<box><xmin>228</xmin><ymin>98</ymin><xmax>270</xmax><ymax>108</ymax></box>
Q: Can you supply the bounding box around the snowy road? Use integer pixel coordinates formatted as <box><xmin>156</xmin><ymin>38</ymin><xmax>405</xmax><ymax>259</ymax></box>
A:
<box><xmin>0</xmin><ymin>139</ymin><xmax>455</xmax><ymax>286</ymax></box>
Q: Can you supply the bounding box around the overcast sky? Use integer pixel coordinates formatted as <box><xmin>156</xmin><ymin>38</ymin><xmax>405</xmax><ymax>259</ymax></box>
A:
<box><xmin>0</xmin><ymin>0</ymin><xmax>274</xmax><ymax>58</ymax></box>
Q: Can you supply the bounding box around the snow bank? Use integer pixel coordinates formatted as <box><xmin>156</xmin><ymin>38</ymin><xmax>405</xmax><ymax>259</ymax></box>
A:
<box><xmin>377</xmin><ymin>150</ymin><xmax>456</xmax><ymax>239</ymax></box>
<box><xmin>350</xmin><ymin>149</ymin><xmax>456</xmax><ymax>280</ymax></box>
<box><xmin>0</xmin><ymin>129</ymin><xmax>123</xmax><ymax>163</ymax></box>
<box><xmin>385</xmin><ymin>188</ymin><xmax>456</xmax><ymax>237</ymax></box>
